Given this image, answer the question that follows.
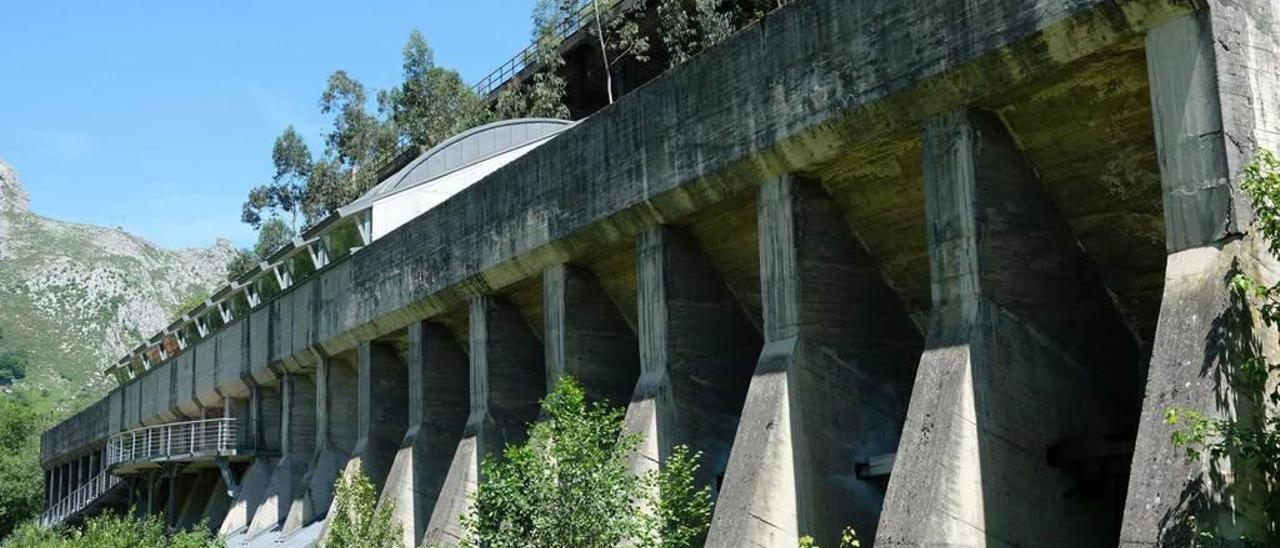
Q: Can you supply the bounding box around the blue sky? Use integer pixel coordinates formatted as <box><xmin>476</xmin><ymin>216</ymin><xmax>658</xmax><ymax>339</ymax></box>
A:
<box><xmin>0</xmin><ymin>0</ymin><xmax>537</xmax><ymax>249</ymax></box>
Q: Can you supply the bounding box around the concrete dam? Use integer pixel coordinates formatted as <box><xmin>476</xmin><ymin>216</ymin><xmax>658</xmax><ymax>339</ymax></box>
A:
<box><xmin>36</xmin><ymin>0</ymin><xmax>1280</xmax><ymax>545</ymax></box>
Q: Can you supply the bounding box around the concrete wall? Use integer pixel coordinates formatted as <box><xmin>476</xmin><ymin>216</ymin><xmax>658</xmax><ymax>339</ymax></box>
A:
<box><xmin>50</xmin><ymin>1</ymin><xmax>1280</xmax><ymax>546</ymax></box>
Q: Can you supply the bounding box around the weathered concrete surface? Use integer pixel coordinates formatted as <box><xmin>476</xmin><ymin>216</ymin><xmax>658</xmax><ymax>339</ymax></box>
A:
<box><xmin>422</xmin><ymin>296</ymin><xmax>544</xmax><ymax>546</ymax></box>
<box><xmin>876</xmin><ymin>110</ymin><xmax>1141</xmax><ymax>547</ymax></box>
<box><xmin>319</xmin><ymin>341</ymin><xmax>409</xmax><ymax>539</ymax></box>
<box><xmin>543</xmin><ymin>263</ymin><xmax>639</xmax><ymax>405</ymax></box>
<box><xmin>1120</xmin><ymin>6</ymin><xmax>1280</xmax><ymax>545</ymax></box>
<box><xmin>624</xmin><ymin>227</ymin><xmax>759</xmax><ymax>493</ymax></box>
<box><xmin>248</xmin><ymin>373</ymin><xmax>314</xmax><ymax>536</ymax></box>
<box><xmin>45</xmin><ymin>0</ymin><xmax>1194</xmax><ymax>467</ymax></box>
<box><xmin>220</xmin><ymin>458</ymin><xmax>275</xmax><ymax>535</ymax></box>
<box><xmin>379</xmin><ymin>321</ymin><xmax>469</xmax><ymax>547</ymax></box>
<box><xmin>708</xmin><ymin>177</ymin><xmax>921</xmax><ymax>546</ymax></box>
<box><xmin>285</xmin><ymin>355</ymin><xmax>354</xmax><ymax>533</ymax></box>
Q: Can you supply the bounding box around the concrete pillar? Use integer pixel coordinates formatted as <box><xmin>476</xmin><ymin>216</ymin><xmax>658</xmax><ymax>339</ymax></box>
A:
<box><xmin>44</xmin><ymin>468</ymin><xmax>51</xmax><ymax>509</ymax></box>
<box><xmin>247</xmin><ymin>374</ymin><xmax>315</xmax><ymax>536</ymax></box>
<box><xmin>707</xmin><ymin>177</ymin><xmax>922</xmax><ymax>546</ymax></box>
<box><xmin>876</xmin><ymin>110</ymin><xmax>1141</xmax><ymax>547</ymax></box>
<box><xmin>348</xmin><ymin>341</ymin><xmax>409</xmax><ymax>489</ymax></box>
<box><xmin>624</xmin><ymin>227</ymin><xmax>760</xmax><ymax>495</ymax></box>
<box><xmin>221</xmin><ymin>383</ymin><xmax>280</xmax><ymax>535</ymax></box>
<box><xmin>424</xmin><ymin>296</ymin><xmax>545</xmax><ymax>546</ymax></box>
<box><xmin>381</xmin><ymin>321</ymin><xmax>469</xmax><ymax>547</ymax></box>
<box><xmin>543</xmin><ymin>263</ymin><xmax>639</xmax><ymax>405</ymax></box>
<box><xmin>285</xmin><ymin>355</ymin><xmax>353</xmax><ymax>533</ymax></box>
<box><xmin>1122</xmin><ymin>8</ymin><xmax>1280</xmax><ymax>545</ymax></box>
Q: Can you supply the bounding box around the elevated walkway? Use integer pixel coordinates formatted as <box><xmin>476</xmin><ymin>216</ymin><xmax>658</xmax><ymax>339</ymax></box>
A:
<box><xmin>107</xmin><ymin>418</ymin><xmax>248</xmax><ymax>473</ymax></box>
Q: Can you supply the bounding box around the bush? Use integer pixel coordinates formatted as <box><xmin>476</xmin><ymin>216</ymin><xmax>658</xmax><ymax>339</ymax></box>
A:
<box><xmin>460</xmin><ymin>376</ymin><xmax>711</xmax><ymax>548</ymax></box>
<box><xmin>321</xmin><ymin>466</ymin><xmax>399</xmax><ymax>548</ymax></box>
<box><xmin>0</xmin><ymin>510</ymin><xmax>221</xmax><ymax>548</ymax></box>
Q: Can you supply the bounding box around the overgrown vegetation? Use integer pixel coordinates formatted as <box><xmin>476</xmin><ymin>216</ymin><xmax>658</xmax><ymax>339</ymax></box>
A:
<box><xmin>1</xmin><ymin>511</ymin><xmax>222</xmax><ymax>548</ymax></box>
<box><xmin>798</xmin><ymin>526</ymin><xmax>861</xmax><ymax>548</ymax></box>
<box><xmin>1167</xmin><ymin>149</ymin><xmax>1280</xmax><ymax>546</ymax></box>
<box><xmin>320</xmin><ymin>466</ymin><xmax>400</xmax><ymax>548</ymax></box>
<box><xmin>0</xmin><ymin>398</ymin><xmax>42</xmax><ymax>539</ymax></box>
<box><xmin>459</xmin><ymin>377</ymin><xmax>711</xmax><ymax>548</ymax></box>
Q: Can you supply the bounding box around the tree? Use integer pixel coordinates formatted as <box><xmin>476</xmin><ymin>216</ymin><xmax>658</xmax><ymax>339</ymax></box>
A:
<box><xmin>381</xmin><ymin>31</ymin><xmax>490</xmax><ymax>149</ymax></box>
<box><xmin>583</xmin><ymin>0</ymin><xmax>649</xmax><ymax>104</ymax></box>
<box><xmin>225</xmin><ymin>217</ymin><xmax>295</xmax><ymax>280</ymax></box>
<box><xmin>0</xmin><ymin>398</ymin><xmax>43</xmax><ymax>539</ymax></box>
<box><xmin>241</xmin><ymin>126</ymin><xmax>313</xmax><ymax>231</ymax></box>
<box><xmin>1167</xmin><ymin>149</ymin><xmax>1280</xmax><ymax>545</ymax></box>
<box><xmin>321</xmin><ymin>467</ymin><xmax>399</xmax><ymax>548</ymax></box>
<box><xmin>657</xmin><ymin>0</ymin><xmax>740</xmax><ymax>68</ymax></box>
<box><xmin>461</xmin><ymin>377</ymin><xmax>711</xmax><ymax>548</ymax></box>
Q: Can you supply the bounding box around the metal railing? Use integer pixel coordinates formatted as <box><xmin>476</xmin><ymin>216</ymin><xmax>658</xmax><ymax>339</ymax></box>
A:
<box><xmin>106</xmin><ymin>418</ymin><xmax>241</xmax><ymax>468</ymax></box>
<box><xmin>471</xmin><ymin>0</ymin><xmax>605</xmax><ymax>97</ymax></box>
<box><xmin>40</xmin><ymin>472</ymin><xmax>120</xmax><ymax>528</ymax></box>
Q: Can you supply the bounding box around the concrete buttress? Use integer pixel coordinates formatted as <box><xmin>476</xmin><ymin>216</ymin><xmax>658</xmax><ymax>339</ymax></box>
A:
<box><xmin>379</xmin><ymin>321</ymin><xmax>469</xmax><ymax>547</ymax></box>
<box><xmin>624</xmin><ymin>227</ymin><xmax>760</xmax><ymax>495</ymax></box>
<box><xmin>543</xmin><ymin>263</ymin><xmax>640</xmax><ymax>406</ymax></box>
<box><xmin>423</xmin><ymin>295</ymin><xmax>544</xmax><ymax>546</ymax></box>
<box><xmin>1121</xmin><ymin>7</ymin><xmax>1280</xmax><ymax>545</ymax></box>
<box><xmin>876</xmin><ymin>110</ymin><xmax>1142</xmax><ymax>546</ymax></box>
<box><xmin>707</xmin><ymin>177</ymin><xmax>921</xmax><ymax>546</ymax></box>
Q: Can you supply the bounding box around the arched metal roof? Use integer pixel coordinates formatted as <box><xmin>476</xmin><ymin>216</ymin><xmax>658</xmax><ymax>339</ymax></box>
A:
<box><xmin>338</xmin><ymin>118</ymin><xmax>573</xmax><ymax>216</ymax></box>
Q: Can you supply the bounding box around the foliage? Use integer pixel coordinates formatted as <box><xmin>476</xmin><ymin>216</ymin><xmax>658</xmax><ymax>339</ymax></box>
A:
<box><xmin>0</xmin><ymin>398</ymin><xmax>41</xmax><ymax>539</ymax></box>
<box><xmin>0</xmin><ymin>510</ymin><xmax>222</xmax><ymax>548</ymax></box>
<box><xmin>321</xmin><ymin>466</ymin><xmax>399</xmax><ymax>548</ymax></box>
<box><xmin>797</xmin><ymin>526</ymin><xmax>861</xmax><ymax>548</ymax></box>
<box><xmin>0</xmin><ymin>352</ymin><xmax>28</xmax><ymax>386</ymax></box>
<box><xmin>225</xmin><ymin>217</ymin><xmax>295</xmax><ymax>281</ymax></box>
<box><xmin>1167</xmin><ymin>148</ymin><xmax>1280</xmax><ymax>544</ymax></box>
<box><xmin>461</xmin><ymin>377</ymin><xmax>711</xmax><ymax>548</ymax></box>
<box><xmin>657</xmin><ymin>0</ymin><xmax>732</xmax><ymax>67</ymax></box>
<box><xmin>583</xmin><ymin>0</ymin><xmax>649</xmax><ymax>104</ymax></box>
<box><xmin>241</xmin><ymin>126</ymin><xmax>312</xmax><ymax>231</ymax></box>
<box><xmin>380</xmin><ymin>31</ymin><xmax>490</xmax><ymax>150</ymax></box>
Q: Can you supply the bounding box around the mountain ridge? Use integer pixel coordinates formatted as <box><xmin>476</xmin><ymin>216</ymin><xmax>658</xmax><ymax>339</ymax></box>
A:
<box><xmin>0</xmin><ymin>159</ymin><xmax>234</xmax><ymax>414</ymax></box>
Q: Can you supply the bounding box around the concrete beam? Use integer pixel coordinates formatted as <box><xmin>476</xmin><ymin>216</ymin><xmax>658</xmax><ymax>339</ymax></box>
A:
<box><xmin>1121</xmin><ymin>8</ymin><xmax>1280</xmax><ymax>545</ymax></box>
<box><xmin>543</xmin><ymin>263</ymin><xmax>639</xmax><ymax>405</ymax></box>
<box><xmin>710</xmin><ymin>177</ymin><xmax>920</xmax><ymax>546</ymax></box>
<box><xmin>380</xmin><ymin>321</ymin><xmax>469</xmax><ymax>547</ymax></box>
<box><xmin>423</xmin><ymin>296</ymin><xmax>545</xmax><ymax>546</ymax></box>
<box><xmin>624</xmin><ymin>226</ymin><xmax>760</xmax><ymax>496</ymax></box>
<box><xmin>876</xmin><ymin>110</ymin><xmax>1140</xmax><ymax>547</ymax></box>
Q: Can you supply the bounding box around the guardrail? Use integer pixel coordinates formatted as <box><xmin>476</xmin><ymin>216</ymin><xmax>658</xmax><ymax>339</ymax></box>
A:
<box><xmin>106</xmin><ymin>418</ymin><xmax>241</xmax><ymax>468</ymax></box>
<box><xmin>471</xmin><ymin>0</ymin><xmax>604</xmax><ymax>97</ymax></box>
<box><xmin>40</xmin><ymin>472</ymin><xmax>120</xmax><ymax>528</ymax></box>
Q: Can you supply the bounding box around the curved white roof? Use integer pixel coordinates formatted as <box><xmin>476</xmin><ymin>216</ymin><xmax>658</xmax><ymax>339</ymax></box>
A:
<box><xmin>338</xmin><ymin>118</ymin><xmax>574</xmax><ymax>217</ymax></box>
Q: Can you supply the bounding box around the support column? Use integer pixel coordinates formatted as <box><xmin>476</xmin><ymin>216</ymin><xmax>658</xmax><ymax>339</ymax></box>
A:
<box><xmin>221</xmin><ymin>384</ymin><xmax>280</xmax><ymax>535</ymax></box>
<box><xmin>1122</xmin><ymin>8</ymin><xmax>1280</xmax><ymax>545</ymax></box>
<box><xmin>327</xmin><ymin>340</ymin><xmax>410</xmax><ymax>535</ymax></box>
<box><xmin>876</xmin><ymin>110</ymin><xmax>1140</xmax><ymax>547</ymax></box>
<box><xmin>707</xmin><ymin>178</ymin><xmax>922</xmax><ymax>546</ymax></box>
<box><xmin>624</xmin><ymin>227</ymin><xmax>760</xmax><ymax>495</ymax></box>
<box><xmin>248</xmin><ymin>374</ymin><xmax>314</xmax><ymax>536</ymax></box>
<box><xmin>285</xmin><ymin>354</ymin><xmax>354</xmax><ymax>532</ymax></box>
<box><xmin>381</xmin><ymin>321</ymin><xmax>469</xmax><ymax>548</ymax></box>
<box><xmin>44</xmin><ymin>468</ymin><xmax>51</xmax><ymax>510</ymax></box>
<box><xmin>543</xmin><ymin>263</ymin><xmax>639</xmax><ymax>405</ymax></box>
<box><xmin>424</xmin><ymin>296</ymin><xmax>545</xmax><ymax>545</ymax></box>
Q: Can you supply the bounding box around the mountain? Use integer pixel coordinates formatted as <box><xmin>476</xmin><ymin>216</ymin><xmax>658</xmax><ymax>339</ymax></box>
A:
<box><xmin>0</xmin><ymin>159</ymin><xmax>236</xmax><ymax>415</ymax></box>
